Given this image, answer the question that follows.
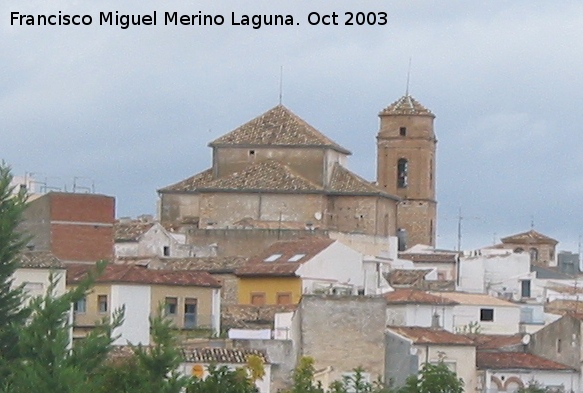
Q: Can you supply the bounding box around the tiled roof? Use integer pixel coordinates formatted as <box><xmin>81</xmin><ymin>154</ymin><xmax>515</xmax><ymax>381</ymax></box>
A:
<box><xmin>385</xmin><ymin>269</ymin><xmax>431</xmax><ymax>287</ymax></box>
<box><xmin>155</xmin><ymin>256</ymin><xmax>249</xmax><ymax>273</ymax></box>
<box><xmin>66</xmin><ymin>264</ymin><xmax>221</xmax><ymax>288</ymax></box>
<box><xmin>18</xmin><ymin>251</ymin><xmax>64</xmax><ymax>269</ymax></box>
<box><xmin>204</xmin><ymin>160</ymin><xmax>323</xmax><ymax>192</ymax></box>
<box><xmin>399</xmin><ymin>253</ymin><xmax>458</xmax><ymax>263</ymax></box>
<box><xmin>429</xmin><ymin>291</ymin><xmax>517</xmax><ymax>307</ymax></box>
<box><xmin>466</xmin><ymin>334</ymin><xmax>523</xmax><ymax>350</ymax></box>
<box><xmin>380</xmin><ymin>95</ymin><xmax>434</xmax><ymax>117</ymax></box>
<box><xmin>236</xmin><ymin>237</ymin><xmax>335</xmax><ymax>277</ymax></box>
<box><xmin>476</xmin><ymin>352</ymin><xmax>573</xmax><ymax>371</ymax></box>
<box><xmin>159</xmin><ymin>168</ymin><xmax>214</xmax><ymax>193</ymax></box>
<box><xmin>328</xmin><ymin>163</ymin><xmax>398</xmax><ymax>200</ymax></box>
<box><xmin>384</xmin><ymin>289</ymin><xmax>458</xmax><ymax>305</ymax></box>
<box><xmin>388</xmin><ymin>326</ymin><xmax>475</xmax><ymax>346</ymax></box>
<box><xmin>114</xmin><ymin>220</ymin><xmax>155</xmax><ymax>242</ymax></box>
<box><xmin>209</xmin><ymin>105</ymin><xmax>350</xmax><ymax>154</ymax></box>
<box><xmin>182</xmin><ymin>347</ymin><xmax>269</xmax><ymax>364</ymax></box>
<box><xmin>501</xmin><ymin>230</ymin><xmax>558</xmax><ymax>245</ymax></box>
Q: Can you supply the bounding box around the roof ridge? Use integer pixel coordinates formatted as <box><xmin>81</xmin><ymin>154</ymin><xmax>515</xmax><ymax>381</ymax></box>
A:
<box><xmin>380</xmin><ymin>95</ymin><xmax>434</xmax><ymax>117</ymax></box>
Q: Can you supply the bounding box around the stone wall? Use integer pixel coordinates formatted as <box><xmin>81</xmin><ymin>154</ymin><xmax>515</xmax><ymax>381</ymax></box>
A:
<box><xmin>296</xmin><ymin>295</ymin><xmax>387</xmax><ymax>382</ymax></box>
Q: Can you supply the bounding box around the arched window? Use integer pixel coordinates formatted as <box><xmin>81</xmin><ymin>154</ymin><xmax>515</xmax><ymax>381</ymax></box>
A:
<box><xmin>530</xmin><ymin>248</ymin><xmax>539</xmax><ymax>263</ymax></box>
<box><xmin>397</xmin><ymin>158</ymin><xmax>408</xmax><ymax>188</ymax></box>
<box><xmin>514</xmin><ymin>247</ymin><xmax>524</xmax><ymax>253</ymax></box>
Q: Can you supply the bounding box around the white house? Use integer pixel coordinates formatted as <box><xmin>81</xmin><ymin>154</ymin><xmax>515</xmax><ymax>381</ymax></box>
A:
<box><xmin>477</xmin><ymin>351</ymin><xmax>578</xmax><ymax>392</ymax></box>
<box><xmin>181</xmin><ymin>347</ymin><xmax>271</xmax><ymax>393</ymax></box>
<box><xmin>457</xmin><ymin>248</ymin><xmax>534</xmax><ymax>299</ymax></box>
<box><xmin>430</xmin><ymin>291</ymin><xmax>521</xmax><ymax>334</ymax></box>
<box><xmin>384</xmin><ymin>289</ymin><xmax>456</xmax><ymax>330</ymax></box>
<box><xmin>399</xmin><ymin>245</ymin><xmax>459</xmax><ymax>281</ymax></box>
<box><xmin>115</xmin><ymin>217</ymin><xmax>215</xmax><ymax>258</ymax></box>
<box><xmin>13</xmin><ymin>251</ymin><xmax>67</xmax><ymax>300</ymax></box>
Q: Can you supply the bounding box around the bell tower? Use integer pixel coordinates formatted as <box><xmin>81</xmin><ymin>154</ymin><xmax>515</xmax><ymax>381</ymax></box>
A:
<box><xmin>376</xmin><ymin>95</ymin><xmax>437</xmax><ymax>247</ymax></box>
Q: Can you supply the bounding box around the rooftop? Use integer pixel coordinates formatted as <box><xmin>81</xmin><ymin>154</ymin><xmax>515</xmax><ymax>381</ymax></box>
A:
<box><xmin>114</xmin><ymin>220</ymin><xmax>155</xmax><ymax>242</ymax></box>
<box><xmin>182</xmin><ymin>347</ymin><xmax>269</xmax><ymax>364</ymax></box>
<box><xmin>236</xmin><ymin>237</ymin><xmax>335</xmax><ymax>277</ymax></box>
<box><xmin>209</xmin><ymin>104</ymin><xmax>351</xmax><ymax>154</ymax></box>
<box><xmin>428</xmin><ymin>291</ymin><xmax>517</xmax><ymax>307</ymax></box>
<box><xmin>477</xmin><ymin>352</ymin><xmax>573</xmax><ymax>371</ymax></box>
<box><xmin>384</xmin><ymin>269</ymin><xmax>432</xmax><ymax>287</ymax></box>
<box><xmin>388</xmin><ymin>326</ymin><xmax>475</xmax><ymax>346</ymax></box>
<box><xmin>466</xmin><ymin>334</ymin><xmax>524</xmax><ymax>350</ymax></box>
<box><xmin>398</xmin><ymin>253</ymin><xmax>458</xmax><ymax>263</ymax></box>
<box><xmin>18</xmin><ymin>251</ymin><xmax>64</xmax><ymax>269</ymax></box>
<box><xmin>501</xmin><ymin>229</ymin><xmax>558</xmax><ymax>245</ymax></box>
<box><xmin>67</xmin><ymin>264</ymin><xmax>221</xmax><ymax>288</ymax></box>
<box><xmin>384</xmin><ymin>289</ymin><xmax>459</xmax><ymax>305</ymax></box>
<box><xmin>379</xmin><ymin>95</ymin><xmax>434</xmax><ymax>117</ymax></box>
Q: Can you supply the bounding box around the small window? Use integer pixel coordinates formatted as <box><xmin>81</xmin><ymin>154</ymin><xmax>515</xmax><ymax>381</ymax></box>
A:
<box><xmin>23</xmin><ymin>282</ymin><xmax>44</xmax><ymax>292</ymax></box>
<box><xmin>165</xmin><ymin>297</ymin><xmax>177</xmax><ymax>316</ymax></box>
<box><xmin>480</xmin><ymin>308</ymin><xmax>494</xmax><ymax>322</ymax></box>
<box><xmin>74</xmin><ymin>297</ymin><xmax>87</xmax><ymax>313</ymax></box>
<box><xmin>251</xmin><ymin>293</ymin><xmax>266</xmax><ymax>306</ymax></box>
<box><xmin>514</xmin><ymin>248</ymin><xmax>524</xmax><ymax>253</ymax></box>
<box><xmin>249</xmin><ymin>150</ymin><xmax>256</xmax><ymax>158</ymax></box>
<box><xmin>98</xmin><ymin>295</ymin><xmax>108</xmax><ymax>313</ymax></box>
<box><xmin>288</xmin><ymin>254</ymin><xmax>305</xmax><ymax>262</ymax></box>
<box><xmin>163</xmin><ymin>246</ymin><xmax>170</xmax><ymax>256</ymax></box>
<box><xmin>397</xmin><ymin>158</ymin><xmax>408</xmax><ymax>188</ymax></box>
<box><xmin>264</xmin><ymin>254</ymin><xmax>282</xmax><ymax>262</ymax></box>
<box><xmin>530</xmin><ymin>248</ymin><xmax>539</xmax><ymax>263</ymax></box>
<box><xmin>277</xmin><ymin>292</ymin><xmax>292</xmax><ymax>305</ymax></box>
<box><xmin>184</xmin><ymin>298</ymin><xmax>197</xmax><ymax>329</ymax></box>
<box><xmin>399</xmin><ymin>127</ymin><xmax>407</xmax><ymax>136</ymax></box>
<box><xmin>521</xmin><ymin>280</ymin><xmax>531</xmax><ymax>298</ymax></box>
<box><xmin>557</xmin><ymin>338</ymin><xmax>562</xmax><ymax>353</ymax></box>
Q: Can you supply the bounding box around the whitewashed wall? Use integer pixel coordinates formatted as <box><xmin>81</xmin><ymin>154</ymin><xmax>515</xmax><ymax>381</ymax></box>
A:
<box><xmin>452</xmin><ymin>304</ymin><xmax>520</xmax><ymax>334</ymax></box>
<box><xmin>12</xmin><ymin>268</ymin><xmax>66</xmax><ymax>300</ymax></box>
<box><xmin>484</xmin><ymin>370</ymin><xmax>578</xmax><ymax>393</ymax></box>
<box><xmin>111</xmin><ymin>284</ymin><xmax>151</xmax><ymax>345</ymax></box>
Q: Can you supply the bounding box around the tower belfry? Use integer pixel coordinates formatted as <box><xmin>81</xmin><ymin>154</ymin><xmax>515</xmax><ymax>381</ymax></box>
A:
<box><xmin>376</xmin><ymin>94</ymin><xmax>437</xmax><ymax>247</ymax></box>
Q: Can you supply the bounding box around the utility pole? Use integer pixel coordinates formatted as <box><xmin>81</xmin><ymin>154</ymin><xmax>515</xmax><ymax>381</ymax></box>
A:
<box><xmin>455</xmin><ymin>207</ymin><xmax>480</xmax><ymax>252</ymax></box>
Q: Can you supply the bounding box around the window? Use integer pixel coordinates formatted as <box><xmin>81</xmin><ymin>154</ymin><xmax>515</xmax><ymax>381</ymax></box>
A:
<box><xmin>184</xmin><ymin>298</ymin><xmax>197</xmax><ymax>329</ymax></box>
<box><xmin>23</xmin><ymin>282</ymin><xmax>44</xmax><ymax>292</ymax></box>
<box><xmin>98</xmin><ymin>295</ymin><xmax>108</xmax><ymax>313</ymax></box>
<box><xmin>277</xmin><ymin>292</ymin><xmax>292</xmax><ymax>305</ymax></box>
<box><xmin>399</xmin><ymin>127</ymin><xmax>407</xmax><ymax>136</ymax></box>
<box><xmin>397</xmin><ymin>158</ymin><xmax>408</xmax><ymax>188</ymax></box>
<box><xmin>74</xmin><ymin>297</ymin><xmax>87</xmax><ymax>313</ymax></box>
<box><xmin>480</xmin><ymin>308</ymin><xmax>494</xmax><ymax>321</ymax></box>
<box><xmin>251</xmin><ymin>293</ymin><xmax>266</xmax><ymax>306</ymax></box>
<box><xmin>165</xmin><ymin>297</ymin><xmax>177</xmax><ymax>316</ymax></box>
<box><xmin>514</xmin><ymin>247</ymin><xmax>524</xmax><ymax>253</ymax></box>
<box><xmin>249</xmin><ymin>150</ymin><xmax>255</xmax><ymax>157</ymax></box>
<box><xmin>163</xmin><ymin>246</ymin><xmax>170</xmax><ymax>256</ymax></box>
<box><xmin>529</xmin><ymin>248</ymin><xmax>539</xmax><ymax>263</ymax></box>
<box><xmin>521</xmin><ymin>280</ymin><xmax>531</xmax><ymax>298</ymax></box>
<box><xmin>557</xmin><ymin>338</ymin><xmax>562</xmax><ymax>353</ymax></box>
<box><xmin>264</xmin><ymin>254</ymin><xmax>282</xmax><ymax>262</ymax></box>
<box><xmin>288</xmin><ymin>254</ymin><xmax>305</xmax><ymax>262</ymax></box>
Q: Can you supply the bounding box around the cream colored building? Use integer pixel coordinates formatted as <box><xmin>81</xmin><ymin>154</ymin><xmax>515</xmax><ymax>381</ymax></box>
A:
<box><xmin>13</xmin><ymin>251</ymin><xmax>66</xmax><ymax>301</ymax></box>
<box><xmin>66</xmin><ymin>264</ymin><xmax>221</xmax><ymax>342</ymax></box>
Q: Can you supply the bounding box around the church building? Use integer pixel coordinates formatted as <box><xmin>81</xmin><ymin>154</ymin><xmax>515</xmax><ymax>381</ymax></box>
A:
<box><xmin>158</xmin><ymin>95</ymin><xmax>437</xmax><ymax>248</ymax></box>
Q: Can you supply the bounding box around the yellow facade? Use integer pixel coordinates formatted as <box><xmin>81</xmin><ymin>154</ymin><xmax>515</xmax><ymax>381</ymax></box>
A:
<box><xmin>69</xmin><ymin>284</ymin><xmax>111</xmax><ymax>330</ymax></box>
<box><xmin>237</xmin><ymin>276</ymin><xmax>302</xmax><ymax>305</ymax></box>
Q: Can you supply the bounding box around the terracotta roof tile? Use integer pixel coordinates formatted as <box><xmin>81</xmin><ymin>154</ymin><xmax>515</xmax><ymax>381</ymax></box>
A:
<box><xmin>399</xmin><ymin>253</ymin><xmax>458</xmax><ymax>263</ymax></box>
<box><xmin>209</xmin><ymin>105</ymin><xmax>350</xmax><ymax>154</ymax></box>
<box><xmin>18</xmin><ymin>251</ymin><xmax>64</xmax><ymax>269</ymax></box>
<box><xmin>181</xmin><ymin>347</ymin><xmax>269</xmax><ymax>364</ymax></box>
<box><xmin>159</xmin><ymin>168</ymin><xmax>214</xmax><ymax>193</ymax></box>
<box><xmin>388</xmin><ymin>326</ymin><xmax>475</xmax><ymax>346</ymax></box>
<box><xmin>501</xmin><ymin>230</ymin><xmax>558</xmax><ymax>245</ymax></box>
<box><xmin>328</xmin><ymin>163</ymin><xmax>398</xmax><ymax>200</ymax></box>
<box><xmin>384</xmin><ymin>289</ymin><xmax>458</xmax><ymax>305</ymax></box>
<box><xmin>66</xmin><ymin>264</ymin><xmax>220</xmax><ymax>288</ymax></box>
<box><xmin>154</xmin><ymin>256</ymin><xmax>249</xmax><ymax>273</ymax></box>
<box><xmin>429</xmin><ymin>291</ymin><xmax>517</xmax><ymax>307</ymax></box>
<box><xmin>380</xmin><ymin>95</ymin><xmax>434</xmax><ymax>117</ymax></box>
<box><xmin>477</xmin><ymin>352</ymin><xmax>573</xmax><ymax>371</ymax></box>
<box><xmin>385</xmin><ymin>269</ymin><xmax>431</xmax><ymax>287</ymax></box>
<box><xmin>466</xmin><ymin>334</ymin><xmax>523</xmax><ymax>350</ymax></box>
<box><xmin>236</xmin><ymin>237</ymin><xmax>335</xmax><ymax>277</ymax></box>
<box><xmin>114</xmin><ymin>220</ymin><xmax>155</xmax><ymax>242</ymax></box>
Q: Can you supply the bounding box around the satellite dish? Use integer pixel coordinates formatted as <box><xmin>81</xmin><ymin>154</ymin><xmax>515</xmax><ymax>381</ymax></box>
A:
<box><xmin>314</xmin><ymin>212</ymin><xmax>322</xmax><ymax>221</ymax></box>
<box><xmin>521</xmin><ymin>334</ymin><xmax>531</xmax><ymax>345</ymax></box>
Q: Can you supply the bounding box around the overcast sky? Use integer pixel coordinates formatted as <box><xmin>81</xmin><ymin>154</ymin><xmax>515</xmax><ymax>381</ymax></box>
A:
<box><xmin>2</xmin><ymin>1</ymin><xmax>583</xmax><ymax>252</ymax></box>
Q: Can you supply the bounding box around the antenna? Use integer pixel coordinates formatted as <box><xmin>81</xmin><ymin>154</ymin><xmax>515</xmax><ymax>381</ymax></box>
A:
<box><xmin>278</xmin><ymin>65</ymin><xmax>284</xmax><ymax>105</ymax></box>
<box><xmin>405</xmin><ymin>57</ymin><xmax>412</xmax><ymax>96</ymax></box>
<box><xmin>530</xmin><ymin>216</ymin><xmax>535</xmax><ymax>230</ymax></box>
<box><xmin>454</xmin><ymin>207</ymin><xmax>480</xmax><ymax>252</ymax></box>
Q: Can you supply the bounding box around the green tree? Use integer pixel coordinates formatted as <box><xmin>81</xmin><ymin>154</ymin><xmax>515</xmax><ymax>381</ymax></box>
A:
<box><xmin>2</xmin><ymin>262</ymin><xmax>124</xmax><ymax>393</ymax></box>
<box><xmin>0</xmin><ymin>163</ymin><xmax>31</xmax><ymax>374</ymax></box>
<box><xmin>398</xmin><ymin>362</ymin><xmax>464</xmax><ymax>393</ymax></box>
<box><xmin>517</xmin><ymin>381</ymin><xmax>564</xmax><ymax>393</ymax></box>
<box><xmin>186</xmin><ymin>364</ymin><xmax>259</xmax><ymax>393</ymax></box>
